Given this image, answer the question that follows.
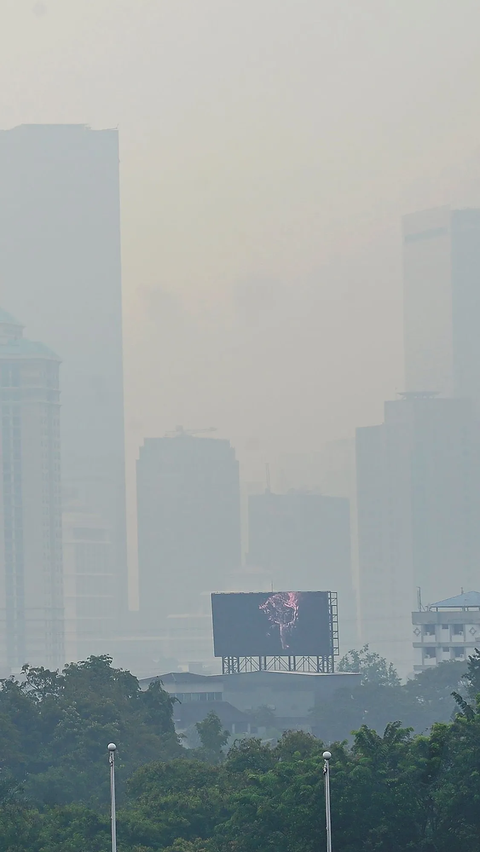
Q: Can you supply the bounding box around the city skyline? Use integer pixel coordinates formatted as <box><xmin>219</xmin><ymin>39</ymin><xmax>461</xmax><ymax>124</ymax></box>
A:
<box><xmin>2</xmin><ymin>6</ymin><xmax>480</xmax><ymax>846</ymax></box>
<box><xmin>1</xmin><ymin>176</ymin><xmax>479</xmax><ymax>677</ymax></box>
<box><xmin>1</xmin><ymin>2</ymin><xmax>480</xmax><ymax>677</ymax></box>
<box><xmin>3</xmin><ymin>1</ymin><xmax>480</xmax><ymax>491</ymax></box>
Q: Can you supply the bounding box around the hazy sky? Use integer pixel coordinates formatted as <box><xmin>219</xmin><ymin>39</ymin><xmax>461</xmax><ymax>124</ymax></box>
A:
<box><xmin>2</xmin><ymin>0</ymin><xmax>480</xmax><ymax>497</ymax></box>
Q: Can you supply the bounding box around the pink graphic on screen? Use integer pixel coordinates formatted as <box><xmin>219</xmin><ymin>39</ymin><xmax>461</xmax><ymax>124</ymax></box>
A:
<box><xmin>259</xmin><ymin>592</ymin><xmax>301</xmax><ymax>650</ymax></box>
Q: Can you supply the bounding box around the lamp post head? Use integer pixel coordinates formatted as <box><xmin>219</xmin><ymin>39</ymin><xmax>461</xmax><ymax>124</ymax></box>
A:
<box><xmin>107</xmin><ymin>743</ymin><xmax>117</xmax><ymax>752</ymax></box>
<box><xmin>323</xmin><ymin>751</ymin><xmax>332</xmax><ymax>761</ymax></box>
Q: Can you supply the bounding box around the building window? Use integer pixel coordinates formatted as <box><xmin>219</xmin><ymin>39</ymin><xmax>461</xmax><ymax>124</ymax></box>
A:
<box><xmin>453</xmin><ymin>625</ymin><xmax>464</xmax><ymax>636</ymax></box>
<box><xmin>454</xmin><ymin>647</ymin><xmax>465</xmax><ymax>658</ymax></box>
<box><xmin>424</xmin><ymin>648</ymin><xmax>436</xmax><ymax>659</ymax></box>
<box><xmin>423</xmin><ymin>624</ymin><xmax>435</xmax><ymax>636</ymax></box>
<box><xmin>173</xmin><ymin>691</ymin><xmax>222</xmax><ymax>703</ymax></box>
<box><xmin>442</xmin><ymin>647</ymin><xmax>451</xmax><ymax>654</ymax></box>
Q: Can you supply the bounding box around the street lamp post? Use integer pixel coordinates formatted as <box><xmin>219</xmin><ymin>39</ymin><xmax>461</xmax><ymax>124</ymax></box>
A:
<box><xmin>323</xmin><ymin>750</ymin><xmax>332</xmax><ymax>852</ymax></box>
<box><xmin>108</xmin><ymin>743</ymin><xmax>117</xmax><ymax>852</ymax></box>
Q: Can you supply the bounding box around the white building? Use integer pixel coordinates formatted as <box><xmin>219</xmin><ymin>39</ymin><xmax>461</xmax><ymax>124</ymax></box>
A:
<box><xmin>0</xmin><ymin>310</ymin><xmax>63</xmax><ymax>672</ymax></box>
<box><xmin>412</xmin><ymin>591</ymin><xmax>480</xmax><ymax>672</ymax></box>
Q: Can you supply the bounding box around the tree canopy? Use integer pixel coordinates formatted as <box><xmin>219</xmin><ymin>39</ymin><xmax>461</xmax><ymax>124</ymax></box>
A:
<box><xmin>0</xmin><ymin>654</ymin><xmax>182</xmax><ymax>809</ymax></box>
<box><xmin>312</xmin><ymin>651</ymin><xmax>466</xmax><ymax>741</ymax></box>
<box><xmin>338</xmin><ymin>643</ymin><xmax>401</xmax><ymax>687</ymax></box>
<box><xmin>0</xmin><ymin>651</ymin><xmax>478</xmax><ymax>851</ymax></box>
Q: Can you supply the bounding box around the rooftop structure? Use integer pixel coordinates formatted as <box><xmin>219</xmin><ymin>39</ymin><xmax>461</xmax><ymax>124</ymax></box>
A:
<box><xmin>412</xmin><ymin>590</ymin><xmax>480</xmax><ymax>672</ymax></box>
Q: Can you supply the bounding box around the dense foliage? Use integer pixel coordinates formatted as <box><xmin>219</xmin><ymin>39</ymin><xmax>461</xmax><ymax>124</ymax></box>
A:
<box><xmin>0</xmin><ymin>655</ymin><xmax>182</xmax><ymax>808</ymax></box>
<box><xmin>1</xmin><ymin>651</ymin><xmax>480</xmax><ymax>851</ymax></box>
<box><xmin>311</xmin><ymin>646</ymin><xmax>466</xmax><ymax>741</ymax></box>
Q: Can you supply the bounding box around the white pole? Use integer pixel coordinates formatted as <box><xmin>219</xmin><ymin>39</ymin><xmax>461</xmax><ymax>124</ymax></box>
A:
<box><xmin>108</xmin><ymin>743</ymin><xmax>117</xmax><ymax>852</ymax></box>
<box><xmin>323</xmin><ymin>751</ymin><xmax>332</xmax><ymax>852</ymax></box>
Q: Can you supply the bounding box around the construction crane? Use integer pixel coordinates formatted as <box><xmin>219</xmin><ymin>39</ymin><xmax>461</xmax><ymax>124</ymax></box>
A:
<box><xmin>164</xmin><ymin>425</ymin><xmax>217</xmax><ymax>438</ymax></box>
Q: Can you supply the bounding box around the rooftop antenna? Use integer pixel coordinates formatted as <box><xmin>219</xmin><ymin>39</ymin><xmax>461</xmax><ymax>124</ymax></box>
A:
<box><xmin>417</xmin><ymin>587</ymin><xmax>423</xmax><ymax>612</ymax></box>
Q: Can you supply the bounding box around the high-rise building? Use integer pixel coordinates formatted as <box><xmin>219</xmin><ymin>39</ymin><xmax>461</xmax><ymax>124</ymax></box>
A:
<box><xmin>356</xmin><ymin>393</ymin><xmax>480</xmax><ymax>674</ymax></box>
<box><xmin>403</xmin><ymin>206</ymin><xmax>480</xmax><ymax>400</ymax></box>
<box><xmin>247</xmin><ymin>490</ymin><xmax>357</xmax><ymax>651</ymax></box>
<box><xmin>62</xmin><ymin>487</ymin><xmax>113</xmax><ymax>664</ymax></box>
<box><xmin>0</xmin><ymin>311</ymin><xmax>64</xmax><ymax>671</ymax></box>
<box><xmin>137</xmin><ymin>434</ymin><xmax>242</xmax><ymax>631</ymax></box>
<box><xmin>0</xmin><ymin>124</ymin><xmax>127</xmax><ymax>624</ymax></box>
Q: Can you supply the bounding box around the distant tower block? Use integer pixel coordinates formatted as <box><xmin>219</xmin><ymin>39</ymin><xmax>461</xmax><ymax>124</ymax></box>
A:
<box><xmin>403</xmin><ymin>207</ymin><xmax>480</xmax><ymax>402</ymax></box>
<box><xmin>137</xmin><ymin>432</ymin><xmax>242</xmax><ymax>631</ymax></box>
<box><xmin>356</xmin><ymin>392</ymin><xmax>480</xmax><ymax>676</ymax></box>
<box><xmin>0</xmin><ymin>124</ymin><xmax>128</xmax><ymax>629</ymax></box>
<box><xmin>0</xmin><ymin>310</ymin><xmax>64</xmax><ymax>671</ymax></box>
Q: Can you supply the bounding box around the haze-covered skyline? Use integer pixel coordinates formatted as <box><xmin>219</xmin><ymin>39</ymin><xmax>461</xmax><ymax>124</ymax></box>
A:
<box><xmin>3</xmin><ymin>0</ymin><xmax>480</xmax><ymax>600</ymax></box>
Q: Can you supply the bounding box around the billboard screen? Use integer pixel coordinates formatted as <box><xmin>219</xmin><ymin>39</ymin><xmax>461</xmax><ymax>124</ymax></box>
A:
<box><xmin>211</xmin><ymin>591</ymin><xmax>332</xmax><ymax>657</ymax></box>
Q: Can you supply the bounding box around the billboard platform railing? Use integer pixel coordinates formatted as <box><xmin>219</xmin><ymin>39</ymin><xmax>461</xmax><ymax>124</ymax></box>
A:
<box><xmin>222</xmin><ymin>653</ymin><xmax>335</xmax><ymax>675</ymax></box>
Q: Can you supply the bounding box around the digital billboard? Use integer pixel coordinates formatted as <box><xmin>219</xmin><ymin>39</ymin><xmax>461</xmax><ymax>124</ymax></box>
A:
<box><xmin>211</xmin><ymin>591</ymin><xmax>332</xmax><ymax>657</ymax></box>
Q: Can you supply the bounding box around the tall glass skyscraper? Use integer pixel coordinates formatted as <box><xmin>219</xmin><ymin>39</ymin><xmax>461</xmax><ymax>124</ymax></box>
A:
<box><xmin>0</xmin><ymin>125</ymin><xmax>128</xmax><ymax>632</ymax></box>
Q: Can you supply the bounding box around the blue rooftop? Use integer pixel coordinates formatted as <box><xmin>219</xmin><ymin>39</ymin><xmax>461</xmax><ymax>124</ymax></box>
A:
<box><xmin>429</xmin><ymin>591</ymin><xmax>480</xmax><ymax>609</ymax></box>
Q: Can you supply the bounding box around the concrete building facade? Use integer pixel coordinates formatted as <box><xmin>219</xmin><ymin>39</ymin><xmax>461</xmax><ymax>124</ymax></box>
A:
<box><xmin>412</xmin><ymin>591</ymin><xmax>480</xmax><ymax>672</ymax></box>
<box><xmin>0</xmin><ymin>311</ymin><xmax>64</xmax><ymax>671</ymax></box>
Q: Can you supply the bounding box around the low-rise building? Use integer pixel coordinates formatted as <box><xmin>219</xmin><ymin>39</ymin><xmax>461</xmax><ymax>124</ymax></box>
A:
<box><xmin>412</xmin><ymin>591</ymin><xmax>480</xmax><ymax>672</ymax></box>
<box><xmin>140</xmin><ymin>669</ymin><xmax>361</xmax><ymax>736</ymax></box>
